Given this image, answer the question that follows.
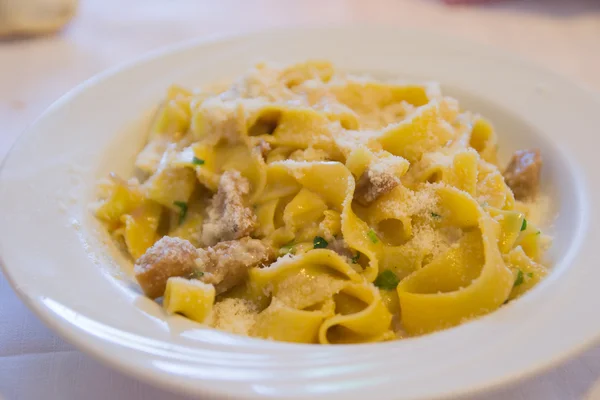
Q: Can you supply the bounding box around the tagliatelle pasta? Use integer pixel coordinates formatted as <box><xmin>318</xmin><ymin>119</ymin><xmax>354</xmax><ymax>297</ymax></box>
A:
<box><xmin>93</xmin><ymin>60</ymin><xmax>551</xmax><ymax>343</ymax></box>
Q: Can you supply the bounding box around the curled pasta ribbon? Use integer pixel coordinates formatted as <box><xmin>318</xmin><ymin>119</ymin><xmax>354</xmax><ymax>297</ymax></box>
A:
<box><xmin>251</xmin><ymin>249</ymin><xmax>392</xmax><ymax>344</ymax></box>
<box><xmin>504</xmin><ymin>246</ymin><xmax>548</xmax><ymax>300</ymax></box>
<box><xmin>468</xmin><ymin>117</ymin><xmax>498</xmax><ymax>165</ymax></box>
<box><xmin>249</xmin><ymin>249</ymin><xmax>363</xmax><ymax>295</ymax></box>
<box><xmin>318</xmin><ymin>282</ymin><xmax>394</xmax><ymax>344</ymax></box>
<box><xmin>280</xmin><ymin>60</ymin><xmax>334</xmax><ymax>86</ymax></box>
<box><xmin>94</xmin><ymin>175</ymin><xmax>144</xmax><ymax>224</ymax></box>
<box><xmin>168</xmin><ymin>201</ymin><xmax>204</xmax><ymax>247</ymax></box>
<box><xmin>258</xmin><ymin>164</ymin><xmax>302</xmax><ymax>204</ymax></box>
<box><xmin>144</xmin><ymin>163</ymin><xmax>196</xmax><ymax>210</ymax></box>
<box><xmin>412</xmin><ymin>149</ymin><xmax>479</xmax><ymax>195</ymax></box>
<box><xmin>95</xmin><ymin>176</ymin><xmax>163</xmax><ymax>259</ymax></box>
<box><xmin>283</xmin><ymin>187</ymin><xmax>328</xmax><ymax>233</ymax></box>
<box><xmin>249</xmin><ymin>250</ymin><xmax>366</xmax><ymax>344</ymax></box>
<box><xmin>149</xmin><ymin>85</ymin><xmax>193</xmax><ymax>139</ymax></box>
<box><xmin>377</xmin><ymin>98</ymin><xmax>459</xmax><ymax>163</ymax></box>
<box><xmin>330</xmin><ymin>81</ymin><xmax>431</xmax><ymax>117</ymax></box>
<box><xmin>488</xmin><ymin>207</ymin><xmax>525</xmax><ymax>254</ymax></box>
<box><xmin>248</xmin><ymin>160</ymin><xmax>394</xmax><ymax>344</ymax></box>
<box><xmin>397</xmin><ymin>186</ymin><xmax>514</xmax><ymax>335</ymax></box>
<box><xmin>190</xmin><ymin>141</ymin><xmax>267</xmax><ymax>201</ymax></box>
<box><xmin>246</xmin><ymin>103</ymin><xmax>355</xmax><ymax>154</ymax></box>
<box><xmin>135</xmin><ymin>86</ymin><xmax>195</xmax><ymax>175</ymax></box>
<box><xmin>250</xmin><ymin>298</ymin><xmax>334</xmax><ymax>344</ymax></box>
<box><xmin>514</xmin><ymin>220</ymin><xmax>546</xmax><ymax>262</ymax></box>
<box><xmin>269</xmin><ymin>160</ymin><xmax>383</xmax><ymax>282</ymax></box>
<box><xmin>254</xmin><ymin>198</ymin><xmax>279</xmax><ymax>238</ymax></box>
<box><xmin>476</xmin><ymin>159</ymin><xmax>515</xmax><ymax>210</ymax></box>
<box><xmin>366</xmin><ymin>185</ymin><xmax>416</xmax><ymax>245</ymax></box>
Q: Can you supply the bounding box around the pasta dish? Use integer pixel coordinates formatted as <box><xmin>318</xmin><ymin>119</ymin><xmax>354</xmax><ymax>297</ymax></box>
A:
<box><xmin>93</xmin><ymin>61</ymin><xmax>550</xmax><ymax>344</ymax></box>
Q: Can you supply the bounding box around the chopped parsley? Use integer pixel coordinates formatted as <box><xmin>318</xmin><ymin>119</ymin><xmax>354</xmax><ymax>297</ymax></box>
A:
<box><xmin>374</xmin><ymin>270</ymin><xmax>400</xmax><ymax>290</ymax></box>
<box><xmin>351</xmin><ymin>253</ymin><xmax>360</xmax><ymax>264</ymax></box>
<box><xmin>313</xmin><ymin>236</ymin><xmax>328</xmax><ymax>249</ymax></box>
<box><xmin>527</xmin><ymin>272</ymin><xmax>534</xmax><ymax>278</ymax></box>
<box><xmin>279</xmin><ymin>241</ymin><xmax>296</xmax><ymax>255</ymax></box>
<box><xmin>513</xmin><ymin>269</ymin><xmax>524</xmax><ymax>287</ymax></box>
<box><xmin>192</xmin><ymin>156</ymin><xmax>205</xmax><ymax>166</ymax></box>
<box><xmin>189</xmin><ymin>270</ymin><xmax>204</xmax><ymax>279</ymax></box>
<box><xmin>520</xmin><ymin>218</ymin><xmax>527</xmax><ymax>231</ymax></box>
<box><xmin>173</xmin><ymin>201</ymin><xmax>188</xmax><ymax>225</ymax></box>
<box><xmin>431</xmin><ymin>212</ymin><xmax>442</xmax><ymax>220</ymax></box>
<box><xmin>367</xmin><ymin>229</ymin><xmax>379</xmax><ymax>244</ymax></box>
<box><xmin>536</xmin><ymin>230</ymin><xmax>541</xmax><ymax>235</ymax></box>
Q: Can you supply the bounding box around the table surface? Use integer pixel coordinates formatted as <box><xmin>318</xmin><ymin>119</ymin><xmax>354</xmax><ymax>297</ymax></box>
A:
<box><xmin>1</xmin><ymin>0</ymin><xmax>600</xmax><ymax>399</ymax></box>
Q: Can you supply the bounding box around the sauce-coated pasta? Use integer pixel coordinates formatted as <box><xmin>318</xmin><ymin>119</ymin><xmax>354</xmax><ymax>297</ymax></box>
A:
<box><xmin>93</xmin><ymin>61</ymin><xmax>551</xmax><ymax>343</ymax></box>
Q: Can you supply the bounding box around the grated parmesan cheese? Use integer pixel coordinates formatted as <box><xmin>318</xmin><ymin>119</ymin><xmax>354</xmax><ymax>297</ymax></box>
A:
<box><xmin>521</xmin><ymin>193</ymin><xmax>552</xmax><ymax>228</ymax></box>
<box><xmin>210</xmin><ymin>298</ymin><xmax>258</xmax><ymax>336</ymax></box>
<box><xmin>379</xmin><ymin>185</ymin><xmax>438</xmax><ymax>219</ymax></box>
<box><xmin>369</xmin><ymin>154</ymin><xmax>407</xmax><ymax>179</ymax></box>
<box><xmin>276</xmin><ymin>272</ymin><xmax>345</xmax><ymax>310</ymax></box>
<box><xmin>408</xmin><ymin>224</ymin><xmax>463</xmax><ymax>262</ymax></box>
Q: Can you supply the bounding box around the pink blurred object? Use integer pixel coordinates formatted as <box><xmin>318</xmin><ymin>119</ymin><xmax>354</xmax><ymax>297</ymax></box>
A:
<box><xmin>443</xmin><ymin>0</ymin><xmax>497</xmax><ymax>4</ymax></box>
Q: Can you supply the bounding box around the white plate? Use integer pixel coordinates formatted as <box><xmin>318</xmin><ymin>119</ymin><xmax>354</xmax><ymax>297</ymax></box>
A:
<box><xmin>1</xmin><ymin>26</ymin><xmax>600</xmax><ymax>400</ymax></box>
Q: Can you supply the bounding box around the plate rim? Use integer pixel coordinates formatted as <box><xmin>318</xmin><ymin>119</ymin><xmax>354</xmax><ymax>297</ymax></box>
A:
<box><xmin>2</xmin><ymin>24</ymin><xmax>600</xmax><ymax>400</ymax></box>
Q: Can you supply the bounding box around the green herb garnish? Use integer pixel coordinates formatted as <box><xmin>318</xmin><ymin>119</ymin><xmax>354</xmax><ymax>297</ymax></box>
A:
<box><xmin>520</xmin><ymin>218</ymin><xmax>527</xmax><ymax>231</ymax></box>
<box><xmin>527</xmin><ymin>272</ymin><xmax>533</xmax><ymax>278</ymax></box>
<box><xmin>513</xmin><ymin>269</ymin><xmax>524</xmax><ymax>287</ymax></box>
<box><xmin>536</xmin><ymin>230</ymin><xmax>541</xmax><ymax>235</ymax></box>
<box><xmin>367</xmin><ymin>229</ymin><xmax>379</xmax><ymax>243</ymax></box>
<box><xmin>351</xmin><ymin>253</ymin><xmax>360</xmax><ymax>264</ymax></box>
<box><xmin>374</xmin><ymin>270</ymin><xmax>400</xmax><ymax>290</ymax></box>
<box><xmin>313</xmin><ymin>236</ymin><xmax>328</xmax><ymax>249</ymax></box>
<box><xmin>173</xmin><ymin>201</ymin><xmax>188</xmax><ymax>225</ymax></box>
<box><xmin>192</xmin><ymin>156</ymin><xmax>205</xmax><ymax>166</ymax></box>
<box><xmin>279</xmin><ymin>241</ymin><xmax>296</xmax><ymax>255</ymax></box>
<box><xmin>189</xmin><ymin>270</ymin><xmax>204</xmax><ymax>279</ymax></box>
<box><xmin>367</xmin><ymin>229</ymin><xmax>379</xmax><ymax>244</ymax></box>
<box><xmin>431</xmin><ymin>212</ymin><xmax>442</xmax><ymax>220</ymax></box>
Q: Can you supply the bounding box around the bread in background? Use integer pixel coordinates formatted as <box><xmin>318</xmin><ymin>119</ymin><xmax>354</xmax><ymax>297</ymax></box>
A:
<box><xmin>0</xmin><ymin>0</ymin><xmax>77</xmax><ymax>37</ymax></box>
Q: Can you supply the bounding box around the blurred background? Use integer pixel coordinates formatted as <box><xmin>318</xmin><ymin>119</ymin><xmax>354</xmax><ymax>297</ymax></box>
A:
<box><xmin>1</xmin><ymin>0</ymin><xmax>599</xmax><ymax>399</ymax></box>
<box><xmin>1</xmin><ymin>0</ymin><xmax>599</xmax><ymax>160</ymax></box>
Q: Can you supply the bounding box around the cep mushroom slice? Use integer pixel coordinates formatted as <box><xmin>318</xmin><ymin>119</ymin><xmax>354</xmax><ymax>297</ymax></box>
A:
<box><xmin>503</xmin><ymin>149</ymin><xmax>542</xmax><ymax>200</ymax></box>
<box><xmin>202</xmin><ymin>170</ymin><xmax>257</xmax><ymax>246</ymax></box>
<box><xmin>354</xmin><ymin>155</ymin><xmax>407</xmax><ymax>206</ymax></box>
<box><xmin>134</xmin><ymin>236</ymin><xmax>198</xmax><ymax>299</ymax></box>
<box><xmin>197</xmin><ymin>237</ymin><xmax>274</xmax><ymax>295</ymax></box>
<box><xmin>354</xmin><ymin>167</ymin><xmax>400</xmax><ymax>206</ymax></box>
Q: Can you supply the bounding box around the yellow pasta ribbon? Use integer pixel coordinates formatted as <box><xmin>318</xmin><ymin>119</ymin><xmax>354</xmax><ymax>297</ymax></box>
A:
<box><xmin>378</xmin><ymin>99</ymin><xmax>458</xmax><ymax>163</ymax></box>
<box><xmin>163</xmin><ymin>278</ymin><xmax>215</xmax><ymax>323</ymax></box>
<box><xmin>319</xmin><ymin>283</ymin><xmax>394</xmax><ymax>344</ymax></box>
<box><xmin>250</xmin><ymin>298</ymin><xmax>332</xmax><ymax>344</ymax></box>
<box><xmin>397</xmin><ymin>187</ymin><xmax>514</xmax><ymax>335</ymax></box>
<box><xmin>120</xmin><ymin>200</ymin><xmax>162</xmax><ymax>260</ymax></box>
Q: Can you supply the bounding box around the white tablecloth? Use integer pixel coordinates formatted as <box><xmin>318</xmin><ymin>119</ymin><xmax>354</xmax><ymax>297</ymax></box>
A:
<box><xmin>1</xmin><ymin>0</ymin><xmax>600</xmax><ymax>399</ymax></box>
